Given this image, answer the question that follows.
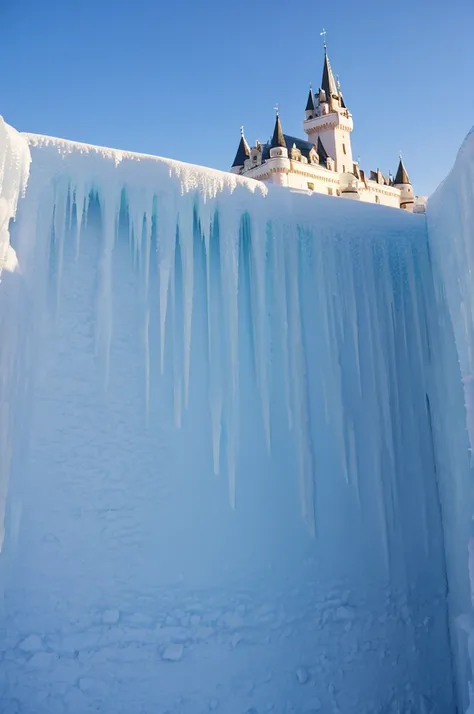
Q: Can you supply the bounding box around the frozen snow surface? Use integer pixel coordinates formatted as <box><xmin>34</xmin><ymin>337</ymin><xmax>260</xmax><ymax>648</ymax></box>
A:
<box><xmin>0</xmin><ymin>121</ymin><xmax>472</xmax><ymax>713</ymax></box>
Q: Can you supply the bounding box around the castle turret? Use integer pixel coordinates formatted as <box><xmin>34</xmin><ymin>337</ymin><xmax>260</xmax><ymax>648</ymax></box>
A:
<box><xmin>269</xmin><ymin>112</ymin><xmax>287</xmax><ymax>157</ymax></box>
<box><xmin>231</xmin><ymin>127</ymin><xmax>250</xmax><ymax>174</ymax></box>
<box><xmin>305</xmin><ymin>85</ymin><xmax>315</xmax><ymax>120</ymax></box>
<box><xmin>393</xmin><ymin>157</ymin><xmax>414</xmax><ymax>211</ymax></box>
<box><xmin>303</xmin><ymin>46</ymin><xmax>353</xmax><ymax>175</ymax></box>
<box><xmin>269</xmin><ymin>111</ymin><xmax>290</xmax><ymax>186</ymax></box>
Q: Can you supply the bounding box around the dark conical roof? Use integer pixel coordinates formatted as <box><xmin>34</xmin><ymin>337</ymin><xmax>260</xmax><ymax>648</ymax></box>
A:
<box><xmin>394</xmin><ymin>158</ymin><xmax>410</xmax><ymax>185</ymax></box>
<box><xmin>321</xmin><ymin>50</ymin><xmax>338</xmax><ymax>100</ymax></box>
<box><xmin>231</xmin><ymin>133</ymin><xmax>251</xmax><ymax>168</ymax></box>
<box><xmin>305</xmin><ymin>87</ymin><xmax>315</xmax><ymax>111</ymax></box>
<box><xmin>270</xmin><ymin>114</ymin><xmax>286</xmax><ymax>149</ymax></box>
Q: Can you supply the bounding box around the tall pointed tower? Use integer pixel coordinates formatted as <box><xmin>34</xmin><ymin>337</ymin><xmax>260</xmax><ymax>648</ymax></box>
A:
<box><xmin>303</xmin><ymin>47</ymin><xmax>353</xmax><ymax>174</ymax></box>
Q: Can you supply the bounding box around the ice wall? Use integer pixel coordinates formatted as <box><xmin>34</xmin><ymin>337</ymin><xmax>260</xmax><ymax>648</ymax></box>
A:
<box><xmin>427</xmin><ymin>126</ymin><xmax>474</xmax><ymax>713</ymax></box>
<box><xmin>0</xmin><ymin>118</ymin><xmax>31</xmax><ymax>550</ymax></box>
<box><xmin>0</xmin><ymin>127</ymin><xmax>457</xmax><ymax>713</ymax></box>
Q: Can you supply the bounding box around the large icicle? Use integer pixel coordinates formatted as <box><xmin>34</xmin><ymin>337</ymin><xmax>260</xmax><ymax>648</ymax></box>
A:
<box><xmin>178</xmin><ymin>193</ymin><xmax>195</xmax><ymax>409</ymax></box>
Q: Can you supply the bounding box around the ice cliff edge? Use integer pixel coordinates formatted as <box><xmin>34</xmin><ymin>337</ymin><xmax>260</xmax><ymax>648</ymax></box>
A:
<box><xmin>0</xmin><ymin>118</ymin><xmax>31</xmax><ymax>276</ymax></box>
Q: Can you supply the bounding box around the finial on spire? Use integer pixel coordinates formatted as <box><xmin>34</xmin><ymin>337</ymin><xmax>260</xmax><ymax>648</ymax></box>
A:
<box><xmin>274</xmin><ymin>104</ymin><xmax>279</xmax><ymax>116</ymax></box>
<box><xmin>399</xmin><ymin>149</ymin><xmax>403</xmax><ymax>160</ymax></box>
<box><xmin>240</xmin><ymin>125</ymin><xmax>245</xmax><ymax>137</ymax></box>
<box><xmin>320</xmin><ymin>28</ymin><xmax>327</xmax><ymax>51</ymax></box>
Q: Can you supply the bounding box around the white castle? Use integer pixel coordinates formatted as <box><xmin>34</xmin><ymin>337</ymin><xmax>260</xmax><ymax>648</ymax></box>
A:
<box><xmin>231</xmin><ymin>41</ymin><xmax>416</xmax><ymax>211</ymax></box>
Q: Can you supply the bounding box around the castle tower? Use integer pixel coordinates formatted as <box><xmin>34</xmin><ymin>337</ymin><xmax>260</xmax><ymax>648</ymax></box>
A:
<box><xmin>269</xmin><ymin>112</ymin><xmax>288</xmax><ymax>158</ymax></box>
<box><xmin>305</xmin><ymin>85</ymin><xmax>315</xmax><ymax>120</ymax></box>
<box><xmin>303</xmin><ymin>47</ymin><xmax>353</xmax><ymax>175</ymax></box>
<box><xmin>231</xmin><ymin>127</ymin><xmax>250</xmax><ymax>174</ymax></box>
<box><xmin>393</xmin><ymin>157</ymin><xmax>414</xmax><ymax>211</ymax></box>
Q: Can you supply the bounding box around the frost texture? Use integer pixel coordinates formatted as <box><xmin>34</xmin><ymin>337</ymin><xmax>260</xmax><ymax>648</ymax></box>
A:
<box><xmin>0</xmin><ymin>126</ymin><xmax>461</xmax><ymax>712</ymax></box>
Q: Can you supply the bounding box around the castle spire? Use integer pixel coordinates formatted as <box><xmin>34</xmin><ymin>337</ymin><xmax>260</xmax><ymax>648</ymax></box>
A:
<box><xmin>321</xmin><ymin>50</ymin><xmax>338</xmax><ymax>101</ymax></box>
<box><xmin>394</xmin><ymin>156</ymin><xmax>411</xmax><ymax>185</ymax></box>
<box><xmin>231</xmin><ymin>126</ymin><xmax>250</xmax><ymax>168</ymax></box>
<box><xmin>270</xmin><ymin>109</ymin><xmax>286</xmax><ymax>149</ymax></box>
<box><xmin>305</xmin><ymin>85</ymin><xmax>315</xmax><ymax>112</ymax></box>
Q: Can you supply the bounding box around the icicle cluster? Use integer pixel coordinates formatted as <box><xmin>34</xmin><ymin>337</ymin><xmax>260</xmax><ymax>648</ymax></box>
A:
<box><xmin>16</xmin><ymin>134</ymin><xmax>432</xmax><ymax>539</ymax></box>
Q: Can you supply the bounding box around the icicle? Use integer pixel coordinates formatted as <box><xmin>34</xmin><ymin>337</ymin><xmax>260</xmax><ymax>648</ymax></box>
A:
<box><xmin>270</xmin><ymin>221</ymin><xmax>293</xmax><ymax>431</ymax></box>
<box><xmin>202</xmin><ymin>203</ymin><xmax>216</xmax><ymax>363</ymax></box>
<box><xmin>97</xmin><ymin>184</ymin><xmax>121</xmax><ymax>388</ymax></box>
<box><xmin>178</xmin><ymin>193</ymin><xmax>195</xmax><ymax>408</ymax></box>
<box><xmin>73</xmin><ymin>181</ymin><xmax>87</xmax><ymax>261</ymax></box>
<box><xmin>248</xmin><ymin>212</ymin><xmax>271</xmax><ymax>451</ymax></box>
<box><xmin>205</xmin><ymin>210</ymin><xmax>223</xmax><ymax>475</ymax></box>
<box><xmin>143</xmin><ymin>190</ymin><xmax>154</xmax><ymax>297</ymax></box>
<box><xmin>286</xmin><ymin>228</ymin><xmax>316</xmax><ymax>536</ymax></box>
<box><xmin>52</xmin><ymin>177</ymin><xmax>69</xmax><ymax>307</ymax></box>
<box><xmin>218</xmin><ymin>203</ymin><xmax>241</xmax><ymax>507</ymax></box>
<box><xmin>171</xmin><ymin>240</ymin><xmax>183</xmax><ymax>429</ymax></box>
<box><xmin>157</xmin><ymin>191</ymin><xmax>178</xmax><ymax>373</ymax></box>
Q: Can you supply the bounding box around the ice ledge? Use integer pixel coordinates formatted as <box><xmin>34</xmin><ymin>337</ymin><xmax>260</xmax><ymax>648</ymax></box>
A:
<box><xmin>24</xmin><ymin>133</ymin><xmax>268</xmax><ymax>202</ymax></box>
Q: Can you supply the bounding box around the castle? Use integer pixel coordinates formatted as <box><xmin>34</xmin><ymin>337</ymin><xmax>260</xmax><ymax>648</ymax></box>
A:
<box><xmin>231</xmin><ymin>43</ymin><xmax>416</xmax><ymax>211</ymax></box>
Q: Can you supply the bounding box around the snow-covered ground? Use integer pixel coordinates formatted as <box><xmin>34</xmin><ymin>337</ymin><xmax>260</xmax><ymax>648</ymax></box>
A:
<box><xmin>0</xmin><ymin>118</ymin><xmax>472</xmax><ymax>713</ymax></box>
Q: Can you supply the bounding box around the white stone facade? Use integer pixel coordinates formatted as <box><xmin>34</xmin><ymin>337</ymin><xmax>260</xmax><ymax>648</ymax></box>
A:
<box><xmin>231</xmin><ymin>50</ymin><xmax>417</xmax><ymax>211</ymax></box>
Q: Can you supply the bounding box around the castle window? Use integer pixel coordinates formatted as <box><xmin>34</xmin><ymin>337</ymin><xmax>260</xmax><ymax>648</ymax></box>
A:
<box><xmin>343</xmin><ymin>143</ymin><xmax>346</xmax><ymax>155</ymax></box>
<box><xmin>375</xmin><ymin>195</ymin><xmax>380</xmax><ymax>204</ymax></box>
<box><xmin>307</xmin><ymin>182</ymin><xmax>314</xmax><ymax>191</ymax></box>
<box><xmin>328</xmin><ymin>188</ymin><xmax>333</xmax><ymax>196</ymax></box>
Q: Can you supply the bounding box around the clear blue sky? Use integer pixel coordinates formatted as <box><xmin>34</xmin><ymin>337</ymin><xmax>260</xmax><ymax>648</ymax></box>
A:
<box><xmin>1</xmin><ymin>0</ymin><xmax>473</xmax><ymax>195</ymax></box>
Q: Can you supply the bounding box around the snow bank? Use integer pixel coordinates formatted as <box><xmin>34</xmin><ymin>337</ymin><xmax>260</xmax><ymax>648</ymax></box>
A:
<box><xmin>0</xmin><ymin>129</ymin><xmax>456</xmax><ymax>712</ymax></box>
<box><xmin>427</xmin><ymin>126</ymin><xmax>474</xmax><ymax>713</ymax></box>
